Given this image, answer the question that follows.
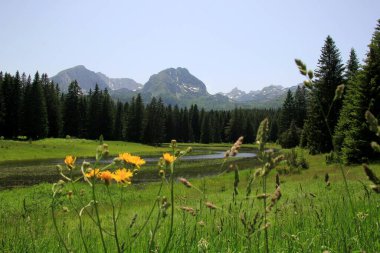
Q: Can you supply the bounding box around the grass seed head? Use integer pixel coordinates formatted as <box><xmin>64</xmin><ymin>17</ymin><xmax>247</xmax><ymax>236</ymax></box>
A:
<box><xmin>178</xmin><ymin>177</ymin><xmax>192</xmax><ymax>188</ymax></box>
<box><xmin>205</xmin><ymin>201</ymin><xmax>217</xmax><ymax>210</ymax></box>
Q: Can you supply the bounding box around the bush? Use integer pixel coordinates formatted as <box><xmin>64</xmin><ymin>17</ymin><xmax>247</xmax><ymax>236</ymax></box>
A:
<box><xmin>276</xmin><ymin>148</ymin><xmax>309</xmax><ymax>174</ymax></box>
<box><xmin>278</xmin><ymin>121</ymin><xmax>301</xmax><ymax>148</ymax></box>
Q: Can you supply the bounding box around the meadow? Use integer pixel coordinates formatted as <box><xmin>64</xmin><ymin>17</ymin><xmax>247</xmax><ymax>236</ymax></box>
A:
<box><xmin>0</xmin><ymin>139</ymin><xmax>379</xmax><ymax>252</ymax></box>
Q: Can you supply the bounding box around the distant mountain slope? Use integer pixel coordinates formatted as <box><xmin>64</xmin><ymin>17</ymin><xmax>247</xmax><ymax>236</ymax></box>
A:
<box><xmin>51</xmin><ymin>65</ymin><xmax>108</xmax><ymax>92</ymax></box>
<box><xmin>97</xmin><ymin>72</ymin><xmax>143</xmax><ymax>91</ymax></box>
<box><xmin>142</xmin><ymin>67</ymin><xmax>209</xmax><ymax>98</ymax></box>
<box><xmin>51</xmin><ymin>65</ymin><xmax>141</xmax><ymax>92</ymax></box>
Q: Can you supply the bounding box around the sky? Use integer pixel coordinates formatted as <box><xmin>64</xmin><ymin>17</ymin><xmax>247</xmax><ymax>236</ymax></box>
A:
<box><xmin>0</xmin><ymin>0</ymin><xmax>379</xmax><ymax>94</ymax></box>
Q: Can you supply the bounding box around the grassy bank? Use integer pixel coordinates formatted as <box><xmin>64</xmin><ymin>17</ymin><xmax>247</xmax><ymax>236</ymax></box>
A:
<box><xmin>0</xmin><ymin>138</ymin><xmax>171</xmax><ymax>162</ymax></box>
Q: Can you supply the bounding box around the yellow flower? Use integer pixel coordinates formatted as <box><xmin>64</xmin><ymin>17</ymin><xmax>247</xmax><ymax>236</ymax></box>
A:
<box><xmin>163</xmin><ymin>153</ymin><xmax>176</xmax><ymax>164</ymax></box>
<box><xmin>99</xmin><ymin>170</ymin><xmax>113</xmax><ymax>185</ymax></box>
<box><xmin>85</xmin><ymin>168</ymin><xmax>100</xmax><ymax>178</ymax></box>
<box><xmin>64</xmin><ymin>155</ymin><xmax>76</xmax><ymax>168</ymax></box>
<box><xmin>119</xmin><ymin>153</ymin><xmax>146</xmax><ymax>168</ymax></box>
<box><xmin>113</xmin><ymin>168</ymin><xmax>133</xmax><ymax>184</ymax></box>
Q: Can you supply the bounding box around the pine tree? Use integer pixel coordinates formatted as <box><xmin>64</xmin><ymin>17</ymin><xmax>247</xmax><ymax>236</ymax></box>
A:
<box><xmin>113</xmin><ymin>101</ymin><xmax>125</xmax><ymax>140</ymax></box>
<box><xmin>63</xmin><ymin>81</ymin><xmax>82</xmax><ymax>137</ymax></box>
<box><xmin>0</xmin><ymin>72</ymin><xmax>5</xmax><ymax>136</ymax></box>
<box><xmin>21</xmin><ymin>75</ymin><xmax>33</xmax><ymax>137</ymax></box>
<box><xmin>345</xmin><ymin>48</ymin><xmax>360</xmax><ymax>81</ymax></box>
<box><xmin>200</xmin><ymin>112</ymin><xmax>211</xmax><ymax>144</ymax></box>
<box><xmin>333</xmin><ymin>49</ymin><xmax>360</xmax><ymax>151</ymax></box>
<box><xmin>225</xmin><ymin>108</ymin><xmax>244</xmax><ymax>142</ymax></box>
<box><xmin>293</xmin><ymin>86</ymin><xmax>307</xmax><ymax>128</ymax></box>
<box><xmin>29</xmin><ymin>72</ymin><xmax>48</xmax><ymax>139</ymax></box>
<box><xmin>302</xmin><ymin>36</ymin><xmax>345</xmax><ymax>153</ymax></box>
<box><xmin>87</xmin><ymin>85</ymin><xmax>102</xmax><ymax>139</ymax></box>
<box><xmin>42</xmin><ymin>75</ymin><xmax>62</xmax><ymax>137</ymax></box>
<box><xmin>164</xmin><ymin>105</ymin><xmax>175</xmax><ymax>142</ymax></box>
<box><xmin>127</xmin><ymin>94</ymin><xmax>144</xmax><ymax>142</ymax></box>
<box><xmin>190</xmin><ymin>104</ymin><xmax>201</xmax><ymax>142</ymax></box>
<box><xmin>279</xmin><ymin>120</ymin><xmax>300</xmax><ymax>148</ymax></box>
<box><xmin>268</xmin><ymin>120</ymin><xmax>279</xmax><ymax>142</ymax></box>
<box><xmin>77</xmin><ymin>96</ymin><xmax>88</xmax><ymax>138</ymax></box>
<box><xmin>2</xmin><ymin>72</ymin><xmax>22</xmax><ymax>138</ymax></box>
<box><xmin>335</xmin><ymin>20</ymin><xmax>380</xmax><ymax>162</ymax></box>
<box><xmin>100</xmin><ymin>88</ymin><xmax>114</xmax><ymax>140</ymax></box>
<box><xmin>145</xmin><ymin>97</ymin><xmax>166</xmax><ymax>144</ymax></box>
<box><xmin>279</xmin><ymin>89</ymin><xmax>295</xmax><ymax>133</ymax></box>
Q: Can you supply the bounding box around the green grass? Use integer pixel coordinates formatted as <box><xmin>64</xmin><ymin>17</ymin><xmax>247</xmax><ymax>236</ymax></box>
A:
<box><xmin>0</xmin><ymin>138</ymin><xmax>170</xmax><ymax>162</ymax></box>
<box><xmin>0</xmin><ymin>145</ymin><xmax>379</xmax><ymax>252</ymax></box>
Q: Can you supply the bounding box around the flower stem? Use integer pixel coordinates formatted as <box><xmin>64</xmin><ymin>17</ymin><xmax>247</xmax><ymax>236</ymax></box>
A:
<box><xmin>92</xmin><ymin>179</ymin><xmax>108</xmax><ymax>253</ymax></box>
<box><xmin>107</xmin><ymin>186</ymin><xmax>121</xmax><ymax>253</ymax></box>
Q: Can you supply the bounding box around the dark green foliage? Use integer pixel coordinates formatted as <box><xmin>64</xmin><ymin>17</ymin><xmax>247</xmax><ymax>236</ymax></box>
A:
<box><xmin>100</xmin><ymin>89</ymin><xmax>114</xmax><ymax>140</ymax></box>
<box><xmin>78</xmin><ymin>96</ymin><xmax>88</xmax><ymax>138</ymax></box>
<box><xmin>0</xmin><ymin>69</ymin><xmax>280</xmax><ymax>144</ymax></box>
<box><xmin>87</xmin><ymin>85</ymin><xmax>102</xmax><ymax>139</ymax></box>
<box><xmin>225</xmin><ymin>108</ymin><xmax>244</xmax><ymax>142</ymax></box>
<box><xmin>113</xmin><ymin>101</ymin><xmax>125</xmax><ymax>140</ymax></box>
<box><xmin>279</xmin><ymin>121</ymin><xmax>300</xmax><ymax>148</ymax></box>
<box><xmin>279</xmin><ymin>89</ymin><xmax>295</xmax><ymax>133</ymax></box>
<box><xmin>293</xmin><ymin>86</ymin><xmax>307</xmax><ymax>128</ymax></box>
<box><xmin>27</xmin><ymin>72</ymin><xmax>48</xmax><ymax>139</ymax></box>
<box><xmin>277</xmin><ymin>149</ymin><xmax>309</xmax><ymax>175</ymax></box>
<box><xmin>303</xmin><ymin>36</ymin><xmax>345</xmax><ymax>153</ymax></box>
<box><xmin>179</xmin><ymin>107</ymin><xmax>193</xmax><ymax>142</ymax></box>
<box><xmin>142</xmin><ymin>97</ymin><xmax>165</xmax><ymax>144</ymax></box>
<box><xmin>2</xmin><ymin>72</ymin><xmax>22</xmax><ymax>138</ymax></box>
<box><xmin>42</xmin><ymin>75</ymin><xmax>62</xmax><ymax>137</ymax></box>
<box><xmin>0</xmin><ymin>72</ymin><xmax>5</xmax><ymax>135</ymax></box>
<box><xmin>199</xmin><ymin>112</ymin><xmax>211</xmax><ymax>144</ymax></box>
<box><xmin>268</xmin><ymin>120</ymin><xmax>279</xmax><ymax>142</ymax></box>
<box><xmin>63</xmin><ymin>81</ymin><xmax>82</xmax><ymax>137</ymax></box>
<box><xmin>345</xmin><ymin>48</ymin><xmax>360</xmax><ymax>81</ymax></box>
<box><xmin>190</xmin><ymin>104</ymin><xmax>201</xmax><ymax>141</ymax></box>
<box><xmin>334</xmin><ymin>21</ymin><xmax>380</xmax><ymax>163</ymax></box>
<box><xmin>126</xmin><ymin>94</ymin><xmax>144</xmax><ymax>142</ymax></box>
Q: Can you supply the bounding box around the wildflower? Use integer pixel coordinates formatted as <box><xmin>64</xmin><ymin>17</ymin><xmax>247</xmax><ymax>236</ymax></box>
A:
<box><xmin>85</xmin><ymin>168</ymin><xmax>100</xmax><ymax>178</ymax></box>
<box><xmin>99</xmin><ymin>170</ymin><xmax>113</xmax><ymax>185</ymax></box>
<box><xmin>119</xmin><ymin>153</ymin><xmax>146</xmax><ymax>168</ymax></box>
<box><xmin>163</xmin><ymin>153</ymin><xmax>176</xmax><ymax>164</ymax></box>
<box><xmin>64</xmin><ymin>155</ymin><xmax>76</xmax><ymax>169</ymax></box>
<box><xmin>113</xmin><ymin>168</ymin><xmax>133</xmax><ymax>184</ymax></box>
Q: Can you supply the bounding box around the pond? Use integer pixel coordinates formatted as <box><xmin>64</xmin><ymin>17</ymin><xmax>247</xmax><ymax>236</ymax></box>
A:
<box><xmin>0</xmin><ymin>150</ymin><xmax>257</xmax><ymax>189</ymax></box>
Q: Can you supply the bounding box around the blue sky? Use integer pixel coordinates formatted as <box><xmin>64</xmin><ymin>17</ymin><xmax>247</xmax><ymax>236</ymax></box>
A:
<box><xmin>0</xmin><ymin>0</ymin><xmax>379</xmax><ymax>93</ymax></box>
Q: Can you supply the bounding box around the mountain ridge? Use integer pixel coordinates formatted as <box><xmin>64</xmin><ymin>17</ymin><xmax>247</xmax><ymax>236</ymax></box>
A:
<box><xmin>51</xmin><ymin>65</ymin><xmax>298</xmax><ymax>109</ymax></box>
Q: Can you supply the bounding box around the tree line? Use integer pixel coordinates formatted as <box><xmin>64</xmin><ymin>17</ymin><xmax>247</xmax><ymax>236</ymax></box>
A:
<box><xmin>0</xmin><ymin>74</ymin><xmax>280</xmax><ymax>144</ymax></box>
<box><xmin>278</xmin><ymin>20</ymin><xmax>380</xmax><ymax>163</ymax></box>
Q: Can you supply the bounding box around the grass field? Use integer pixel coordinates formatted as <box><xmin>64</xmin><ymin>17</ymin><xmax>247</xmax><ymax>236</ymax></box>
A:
<box><xmin>0</xmin><ymin>138</ymin><xmax>171</xmax><ymax>162</ymax></box>
<box><xmin>0</xmin><ymin>141</ymin><xmax>379</xmax><ymax>252</ymax></box>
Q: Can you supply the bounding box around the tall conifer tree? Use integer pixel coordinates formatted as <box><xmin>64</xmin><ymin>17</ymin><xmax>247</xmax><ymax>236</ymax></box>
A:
<box><xmin>302</xmin><ymin>36</ymin><xmax>345</xmax><ymax>153</ymax></box>
<box><xmin>336</xmin><ymin>20</ymin><xmax>380</xmax><ymax>162</ymax></box>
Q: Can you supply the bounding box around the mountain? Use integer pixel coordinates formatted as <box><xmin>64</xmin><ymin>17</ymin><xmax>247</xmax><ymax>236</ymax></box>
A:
<box><xmin>97</xmin><ymin>72</ymin><xmax>143</xmax><ymax>91</ymax></box>
<box><xmin>51</xmin><ymin>65</ymin><xmax>108</xmax><ymax>92</ymax></box>
<box><xmin>51</xmin><ymin>65</ymin><xmax>297</xmax><ymax>109</ymax></box>
<box><xmin>220</xmin><ymin>84</ymin><xmax>300</xmax><ymax>108</ymax></box>
<box><xmin>51</xmin><ymin>65</ymin><xmax>141</xmax><ymax>92</ymax></box>
<box><xmin>142</xmin><ymin>67</ymin><xmax>209</xmax><ymax>99</ymax></box>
